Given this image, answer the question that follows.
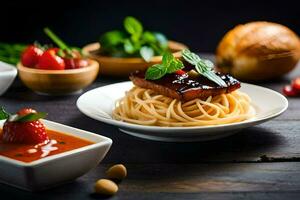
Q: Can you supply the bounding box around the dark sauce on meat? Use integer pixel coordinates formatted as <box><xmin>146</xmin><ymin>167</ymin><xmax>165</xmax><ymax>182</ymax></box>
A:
<box><xmin>131</xmin><ymin>70</ymin><xmax>240</xmax><ymax>95</ymax></box>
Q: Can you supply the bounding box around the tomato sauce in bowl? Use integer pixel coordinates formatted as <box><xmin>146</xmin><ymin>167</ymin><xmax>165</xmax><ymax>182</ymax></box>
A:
<box><xmin>0</xmin><ymin>129</ymin><xmax>94</xmax><ymax>163</ymax></box>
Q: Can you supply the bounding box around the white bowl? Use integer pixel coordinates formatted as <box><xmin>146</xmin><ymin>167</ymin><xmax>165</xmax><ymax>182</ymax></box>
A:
<box><xmin>0</xmin><ymin>61</ymin><xmax>17</xmax><ymax>95</ymax></box>
<box><xmin>77</xmin><ymin>81</ymin><xmax>288</xmax><ymax>142</ymax></box>
<box><xmin>0</xmin><ymin>119</ymin><xmax>112</xmax><ymax>191</ymax></box>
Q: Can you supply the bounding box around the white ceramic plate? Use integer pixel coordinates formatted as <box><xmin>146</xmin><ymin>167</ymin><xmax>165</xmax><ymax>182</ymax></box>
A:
<box><xmin>77</xmin><ymin>81</ymin><xmax>288</xmax><ymax>142</ymax></box>
<box><xmin>0</xmin><ymin>119</ymin><xmax>112</xmax><ymax>191</ymax></box>
<box><xmin>0</xmin><ymin>61</ymin><xmax>17</xmax><ymax>96</ymax></box>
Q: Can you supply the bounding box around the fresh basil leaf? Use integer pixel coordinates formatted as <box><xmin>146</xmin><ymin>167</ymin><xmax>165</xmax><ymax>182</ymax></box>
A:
<box><xmin>13</xmin><ymin>112</ymin><xmax>47</xmax><ymax>122</ymax></box>
<box><xmin>202</xmin><ymin>70</ymin><xmax>227</xmax><ymax>87</ymax></box>
<box><xmin>203</xmin><ymin>59</ymin><xmax>214</xmax><ymax>70</ymax></box>
<box><xmin>124</xmin><ymin>16</ymin><xmax>143</xmax><ymax>40</ymax></box>
<box><xmin>0</xmin><ymin>107</ymin><xmax>10</xmax><ymax>120</ymax></box>
<box><xmin>124</xmin><ymin>39</ymin><xmax>136</xmax><ymax>54</ymax></box>
<box><xmin>142</xmin><ymin>31</ymin><xmax>157</xmax><ymax>43</ymax></box>
<box><xmin>140</xmin><ymin>46</ymin><xmax>154</xmax><ymax>62</ymax></box>
<box><xmin>145</xmin><ymin>64</ymin><xmax>167</xmax><ymax>80</ymax></box>
<box><xmin>154</xmin><ymin>32</ymin><xmax>168</xmax><ymax>49</ymax></box>
<box><xmin>182</xmin><ymin>49</ymin><xmax>227</xmax><ymax>87</ymax></box>
<box><xmin>167</xmin><ymin>59</ymin><xmax>184</xmax><ymax>73</ymax></box>
<box><xmin>162</xmin><ymin>51</ymin><xmax>173</xmax><ymax>67</ymax></box>
<box><xmin>99</xmin><ymin>30</ymin><xmax>126</xmax><ymax>48</ymax></box>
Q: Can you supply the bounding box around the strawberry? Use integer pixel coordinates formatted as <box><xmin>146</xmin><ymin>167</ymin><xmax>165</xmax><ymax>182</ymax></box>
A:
<box><xmin>17</xmin><ymin>108</ymin><xmax>37</xmax><ymax>115</ymax></box>
<box><xmin>2</xmin><ymin>108</ymin><xmax>49</xmax><ymax>144</ymax></box>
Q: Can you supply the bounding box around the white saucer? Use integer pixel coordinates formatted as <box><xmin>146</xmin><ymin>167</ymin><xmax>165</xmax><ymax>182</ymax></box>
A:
<box><xmin>77</xmin><ymin>81</ymin><xmax>288</xmax><ymax>142</ymax></box>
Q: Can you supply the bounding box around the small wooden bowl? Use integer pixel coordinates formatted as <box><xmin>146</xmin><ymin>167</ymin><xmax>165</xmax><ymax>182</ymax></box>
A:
<box><xmin>17</xmin><ymin>60</ymin><xmax>99</xmax><ymax>95</ymax></box>
<box><xmin>82</xmin><ymin>41</ymin><xmax>187</xmax><ymax>77</ymax></box>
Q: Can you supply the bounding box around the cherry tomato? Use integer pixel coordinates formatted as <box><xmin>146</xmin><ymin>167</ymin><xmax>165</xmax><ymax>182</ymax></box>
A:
<box><xmin>175</xmin><ymin>69</ymin><xmax>186</xmax><ymax>75</ymax></box>
<box><xmin>37</xmin><ymin>49</ymin><xmax>65</xmax><ymax>70</ymax></box>
<box><xmin>283</xmin><ymin>85</ymin><xmax>298</xmax><ymax>97</ymax></box>
<box><xmin>64</xmin><ymin>58</ymin><xmax>89</xmax><ymax>69</ymax></box>
<box><xmin>291</xmin><ymin>77</ymin><xmax>300</xmax><ymax>91</ymax></box>
<box><xmin>21</xmin><ymin>45</ymin><xmax>43</xmax><ymax>68</ymax></box>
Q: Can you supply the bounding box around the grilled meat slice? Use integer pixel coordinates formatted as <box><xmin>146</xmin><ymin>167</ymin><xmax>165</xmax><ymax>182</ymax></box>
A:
<box><xmin>130</xmin><ymin>70</ymin><xmax>241</xmax><ymax>101</ymax></box>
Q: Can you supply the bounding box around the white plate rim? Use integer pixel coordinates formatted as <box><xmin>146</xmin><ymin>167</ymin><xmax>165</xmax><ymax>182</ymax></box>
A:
<box><xmin>76</xmin><ymin>81</ymin><xmax>288</xmax><ymax>131</ymax></box>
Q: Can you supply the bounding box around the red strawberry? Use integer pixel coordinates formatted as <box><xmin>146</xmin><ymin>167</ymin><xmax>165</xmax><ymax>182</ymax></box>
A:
<box><xmin>17</xmin><ymin>108</ymin><xmax>37</xmax><ymax>115</ymax></box>
<box><xmin>2</xmin><ymin>108</ymin><xmax>49</xmax><ymax>144</ymax></box>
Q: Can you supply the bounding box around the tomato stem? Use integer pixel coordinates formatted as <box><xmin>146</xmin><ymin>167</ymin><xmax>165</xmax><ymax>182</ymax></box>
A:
<box><xmin>43</xmin><ymin>27</ymin><xmax>72</xmax><ymax>55</ymax></box>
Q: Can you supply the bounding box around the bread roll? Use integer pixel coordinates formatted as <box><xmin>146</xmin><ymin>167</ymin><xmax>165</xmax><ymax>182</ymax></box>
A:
<box><xmin>216</xmin><ymin>21</ymin><xmax>300</xmax><ymax>81</ymax></box>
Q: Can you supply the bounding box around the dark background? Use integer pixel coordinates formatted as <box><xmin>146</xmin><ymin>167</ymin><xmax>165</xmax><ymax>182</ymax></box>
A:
<box><xmin>1</xmin><ymin>0</ymin><xmax>300</xmax><ymax>52</ymax></box>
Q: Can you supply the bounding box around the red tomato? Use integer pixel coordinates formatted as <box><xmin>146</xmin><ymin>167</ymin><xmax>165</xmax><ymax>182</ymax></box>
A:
<box><xmin>291</xmin><ymin>77</ymin><xmax>300</xmax><ymax>91</ymax></box>
<box><xmin>21</xmin><ymin>45</ymin><xmax>43</xmax><ymax>68</ymax></box>
<box><xmin>175</xmin><ymin>69</ymin><xmax>186</xmax><ymax>75</ymax></box>
<box><xmin>64</xmin><ymin>58</ymin><xmax>89</xmax><ymax>69</ymax></box>
<box><xmin>37</xmin><ymin>49</ymin><xmax>65</xmax><ymax>70</ymax></box>
<box><xmin>283</xmin><ymin>85</ymin><xmax>298</xmax><ymax>97</ymax></box>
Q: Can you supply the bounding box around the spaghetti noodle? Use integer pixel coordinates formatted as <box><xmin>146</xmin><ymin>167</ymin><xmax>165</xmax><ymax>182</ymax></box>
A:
<box><xmin>113</xmin><ymin>87</ymin><xmax>253</xmax><ymax>127</ymax></box>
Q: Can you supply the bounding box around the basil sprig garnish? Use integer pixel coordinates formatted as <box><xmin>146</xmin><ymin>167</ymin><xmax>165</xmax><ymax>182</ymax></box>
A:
<box><xmin>182</xmin><ymin>49</ymin><xmax>227</xmax><ymax>87</ymax></box>
<box><xmin>10</xmin><ymin>112</ymin><xmax>47</xmax><ymax>122</ymax></box>
<box><xmin>145</xmin><ymin>52</ymin><xmax>184</xmax><ymax>80</ymax></box>
<box><xmin>0</xmin><ymin>107</ymin><xmax>10</xmax><ymax>120</ymax></box>
<box><xmin>99</xmin><ymin>16</ymin><xmax>168</xmax><ymax>62</ymax></box>
<box><xmin>0</xmin><ymin>107</ymin><xmax>47</xmax><ymax>122</ymax></box>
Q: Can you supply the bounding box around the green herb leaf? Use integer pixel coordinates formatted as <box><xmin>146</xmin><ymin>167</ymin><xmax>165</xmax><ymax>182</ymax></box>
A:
<box><xmin>99</xmin><ymin>30</ymin><xmax>126</xmax><ymax>48</ymax></box>
<box><xmin>142</xmin><ymin>31</ymin><xmax>157</xmax><ymax>43</ymax></box>
<box><xmin>0</xmin><ymin>107</ymin><xmax>10</xmax><ymax>120</ymax></box>
<box><xmin>182</xmin><ymin>49</ymin><xmax>227</xmax><ymax>87</ymax></box>
<box><xmin>162</xmin><ymin>51</ymin><xmax>172</xmax><ymax>66</ymax></box>
<box><xmin>145</xmin><ymin>52</ymin><xmax>183</xmax><ymax>80</ymax></box>
<box><xmin>11</xmin><ymin>112</ymin><xmax>47</xmax><ymax>122</ymax></box>
<box><xmin>145</xmin><ymin>64</ymin><xmax>167</xmax><ymax>80</ymax></box>
<box><xmin>140</xmin><ymin>46</ymin><xmax>154</xmax><ymax>62</ymax></box>
<box><xmin>124</xmin><ymin>39</ymin><xmax>136</xmax><ymax>54</ymax></box>
<box><xmin>124</xmin><ymin>16</ymin><xmax>143</xmax><ymax>40</ymax></box>
<box><xmin>167</xmin><ymin>59</ymin><xmax>184</xmax><ymax>73</ymax></box>
<box><xmin>99</xmin><ymin>16</ymin><xmax>169</xmax><ymax>61</ymax></box>
<box><xmin>154</xmin><ymin>32</ymin><xmax>168</xmax><ymax>49</ymax></box>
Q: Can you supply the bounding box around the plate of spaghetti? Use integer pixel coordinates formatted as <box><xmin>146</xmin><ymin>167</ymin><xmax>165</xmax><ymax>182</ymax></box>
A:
<box><xmin>77</xmin><ymin>50</ymin><xmax>288</xmax><ymax>142</ymax></box>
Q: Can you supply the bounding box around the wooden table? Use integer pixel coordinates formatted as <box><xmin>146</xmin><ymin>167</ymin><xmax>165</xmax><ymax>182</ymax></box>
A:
<box><xmin>1</xmin><ymin>54</ymin><xmax>300</xmax><ymax>200</ymax></box>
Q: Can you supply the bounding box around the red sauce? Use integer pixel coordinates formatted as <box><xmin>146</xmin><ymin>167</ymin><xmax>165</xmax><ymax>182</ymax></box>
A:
<box><xmin>0</xmin><ymin>129</ymin><xmax>94</xmax><ymax>163</ymax></box>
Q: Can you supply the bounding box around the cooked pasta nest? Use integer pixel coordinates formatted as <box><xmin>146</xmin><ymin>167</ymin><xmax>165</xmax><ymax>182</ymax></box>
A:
<box><xmin>112</xmin><ymin>87</ymin><xmax>254</xmax><ymax>127</ymax></box>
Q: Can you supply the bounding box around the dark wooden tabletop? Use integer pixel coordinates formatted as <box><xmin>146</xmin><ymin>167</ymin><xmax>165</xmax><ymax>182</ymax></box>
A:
<box><xmin>1</xmin><ymin>54</ymin><xmax>300</xmax><ymax>200</ymax></box>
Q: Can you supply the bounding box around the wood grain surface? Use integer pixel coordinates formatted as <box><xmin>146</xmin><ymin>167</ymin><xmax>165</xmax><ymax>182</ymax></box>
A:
<box><xmin>0</xmin><ymin>54</ymin><xmax>299</xmax><ymax>199</ymax></box>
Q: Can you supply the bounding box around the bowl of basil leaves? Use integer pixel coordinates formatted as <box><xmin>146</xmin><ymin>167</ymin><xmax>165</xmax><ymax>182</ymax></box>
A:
<box><xmin>82</xmin><ymin>16</ymin><xmax>187</xmax><ymax>77</ymax></box>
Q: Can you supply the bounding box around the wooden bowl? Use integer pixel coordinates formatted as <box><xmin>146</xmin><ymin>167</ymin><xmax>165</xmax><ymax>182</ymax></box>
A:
<box><xmin>17</xmin><ymin>60</ymin><xmax>99</xmax><ymax>95</ymax></box>
<box><xmin>82</xmin><ymin>41</ymin><xmax>187</xmax><ymax>77</ymax></box>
